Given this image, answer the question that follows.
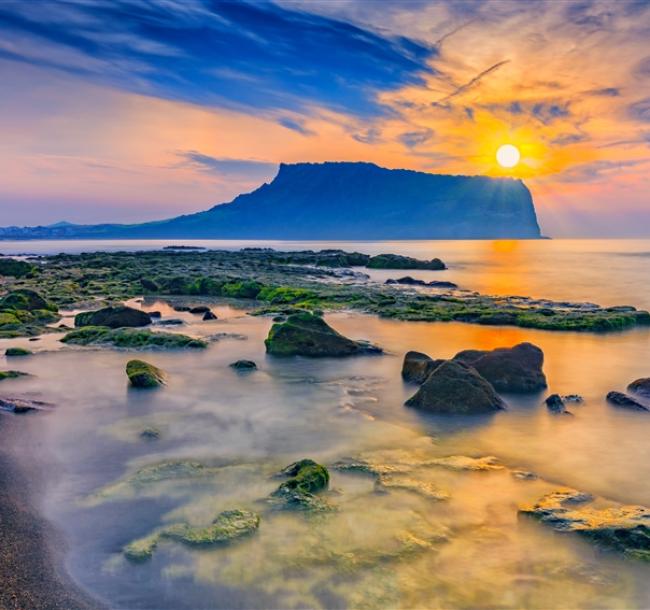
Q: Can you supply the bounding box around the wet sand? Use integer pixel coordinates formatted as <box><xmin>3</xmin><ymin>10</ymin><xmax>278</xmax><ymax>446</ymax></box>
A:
<box><xmin>0</xmin><ymin>415</ymin><xmax>103</xmax><ymax>610</ymax></box>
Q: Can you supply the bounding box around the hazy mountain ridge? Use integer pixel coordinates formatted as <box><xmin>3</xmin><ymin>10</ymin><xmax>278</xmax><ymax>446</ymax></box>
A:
<box><xmin>0</xmin><ymin>162</ymin><xmax>541</xmax><ymax>240</ymax></box>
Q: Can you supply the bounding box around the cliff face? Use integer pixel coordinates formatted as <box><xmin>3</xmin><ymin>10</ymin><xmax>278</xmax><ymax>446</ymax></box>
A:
<box><xmin>0</xmin><ymin>162</ymin><xmax>541</xmax><ymax>239</ymax></box>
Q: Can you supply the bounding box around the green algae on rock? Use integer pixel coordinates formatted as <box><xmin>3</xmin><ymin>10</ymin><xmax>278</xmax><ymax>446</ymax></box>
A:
<box><xmin>271</xmin><ymin>459</ymin><xmax>332</xmax><ymax>511</ymax></box>
<box><xmin>519</xmin><ymin>489</ymin><xmax>650</xmax><ymax>561</ymax></box>
<box><xmin>61</xmin><ymin>327</ymin><xmax>207</xmax><ymax>349</ymax></box>
<box><xmin>265</xmin><ymin>311</ymin><xmax>382</xmax><ymax>357</ymax></box>
<box><xmin>0</xmin><ymin>370</ymin><xmax>29</xmax><ymax>381</ymax></box>
<box><xmin>126</xmin><ymin>359</ymin><xmax>165</xmax><ymax>388</ymax></box>
<box><xmin>5</xmin><ymin>347</ymin><xmax>32</xmax><ymax>357</ymax></box>
<box><xmin>0</xmin><ymin>289</ymin><xmax>57</xmax><ymax>312</ymax></box>
<box><xmin>124</xmin><ymin>509</ymin><xmax>260</xmax><ymax>561</ymax></box>
<box><xmin>0</xmin><ymin>258</ymin><xmax>37</xmax><ymax>278</ymax></box>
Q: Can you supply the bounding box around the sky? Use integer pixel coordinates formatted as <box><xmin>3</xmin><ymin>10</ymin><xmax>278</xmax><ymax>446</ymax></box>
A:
<box><xmin>1</xmin><ymin>0</ymin><xmax>649</xmax><ymax>236</ymax></box>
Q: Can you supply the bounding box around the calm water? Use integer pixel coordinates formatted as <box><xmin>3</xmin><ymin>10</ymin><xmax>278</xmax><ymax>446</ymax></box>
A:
<box><xmin>1</xmin><ymin>240</ymin><xmax>650</xmax><ymax>609</ymax></box>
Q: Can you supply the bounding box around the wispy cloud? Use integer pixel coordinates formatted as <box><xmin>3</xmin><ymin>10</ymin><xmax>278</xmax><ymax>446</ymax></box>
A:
<box><xmin>175</xmin><ymin>151</ymin><xmax>277</xmax><ymax>180</ymax></box>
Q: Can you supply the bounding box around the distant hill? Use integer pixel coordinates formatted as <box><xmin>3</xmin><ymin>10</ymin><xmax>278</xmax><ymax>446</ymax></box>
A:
<box><xmin>0</xmin><ymin>162</ymin><xmax>541</xmax><ymax>240</ymax></box>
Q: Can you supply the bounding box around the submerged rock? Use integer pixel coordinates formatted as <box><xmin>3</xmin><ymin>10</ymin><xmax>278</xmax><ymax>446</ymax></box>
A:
<box><xmin>75</xmin><ymin>305</ymin><xmax>152</xmax><ymax>329</ymax></box>
<box><xmin>606</xmin><ymin>391</ymin><xmax>649</xmax><ymax>412</ymax></box>
<box><xmin>5</xmin><ymin>347</ymin><xmax>32</xmax><ymax>357</ymax></box>
<box><xmin>0</xmin><ymin>396</ymin><xmax>52</xmax><ymax>414</ymax></box>
<box><xmin>545</xmin><ymin>394</ymin><xmax>572</xmax><ymax>415</ymax></box>
<box><xmin>0</xmin><ymin>370</ymin><xmax>29</xmax><ymax>381</ymax></box>
<box><xmin>519</xmin><ymin>489</ymin><xmax>650</xmax><ymax>560</ymax></box>
<box><xmin>401</xmin><ymin>351</ymin><xmax>443</xmax><ymax>384</ymax></box>
<box><xmin>429</xmin><ymin>455</ymin><xmax>503</xmax><ymax>471</ymax></box>
<box><xmin>189</xmin><ymin>305</ymin><xmax>211</xmax><ymax>314</ymax></box>
<box><xmin>628</xmin><ymin>378</ymin><xmax>650</xmax><ymax>398</ymax></box>
<box><xmin>203</xmin><ymin>310</ymin><xmax>218</xmax><ymax>320</ymax></box>
<box><xmin>124</xmin><ymin>509</ymin><xmax>260</xmax><ymax>562</ymax></box>
<box><xmin>139</xmin><ymin>427</ymin><xmax>161</xmax><ymax>441</ymax></box>
<box><xmin>405</xmin><ymin>360</ymin><xmax>506</xmax><ymax>414</ymax></box>
<box><xmin>230</xmin><ymin>360</ymin><xmax>257</xmax><ymax>371</ymax></box>
<box><xmin>156</xmin><ymin>318</ymin><xmax>184</xmax><ymax>325</ymax></box>
<box><xmin>454</xmin><ymin>342</ymin><xmax>547</xmax><ymax>393</ymax></box>
<box><xmin>385</xmin><ymin>276</ymin><xmax>457</xmax><ymax>289</ymax></box>
<box><xmin>265</xmin><ymin>311</ymin><xmax>382</xmax><ymax>357</ymax></box>
<box><xmin>367</xmin><ymin>254</ymin><xmax>446</xmax><ymax>270</ymax></box>
<box><xmin>61</xmin><ymin>327</ymin><xmax>207</xmax><ymax>349</ymax></box>
<box><xmin>271</xmin><ymin>459</ymin><xmax>331</xmax><ymax>511</ymax></box>
<box><xmin>126</xmin><ymin>359</ymin><xmax>165</xmax><ymax>388</ymax></box>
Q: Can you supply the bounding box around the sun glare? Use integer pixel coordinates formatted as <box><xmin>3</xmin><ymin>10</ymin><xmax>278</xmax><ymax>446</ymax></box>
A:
<box><xmin>496</xmin><ymin>144</ymin><xmax>520</xmax><ymax>168</ymax></box>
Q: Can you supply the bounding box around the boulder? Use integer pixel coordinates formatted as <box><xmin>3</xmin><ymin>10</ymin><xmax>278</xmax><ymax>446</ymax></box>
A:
<box><xmin>189</xmin><ymin>306</ymin><xmax>211</xmax><ymax>314</ymax></box>
<box><xmin>401</xmin><ymin>351</ymin><xmax>443</xmax><ymax>384</ymax></box>
<box><xmin>5</xmin><ymin>347</ymin><xmax>32</xmax><ymax>357</ymax></box>
<box><xmin>628</xmin><ymin>378</ymin><xmax>650</xmax><ymax>398</ymax></box>
<box><xmin>606</xmin><ymin>391</ymin><xmax>649</xmax><ymax>412</ymax></box>
<box><xmin>148</xmin><ymin>311</ymin><xmax>162</xmax><ymax>319</ymax></box>
<box><xmin>545</xmin><ymin>394</ymin><xmax>571</xmax><ymax>414</ymax></box>
<box><xmin>0</xmin><ymin>258</ymin><xmax>36</xmax><ymax>278</ymax></box>
<box><xmin>75</xmin><ymin>306</ymin><xmax>151</xmax><ymax>329</ymax></box>
<box><xmin>173</xmin><ymin>305</ymin><xmax>191</xmax><ymax>312</ymax></box>
<box><xmin>367</xmin><ymin>254</ymin><xmax>446</xmax><ymax>270</ymax></box>
<box><xmin>265</xmin><ymin>311</ymin><xmax>382</xmax><ymax>357</ymax></box>
<box><xmin>0</xmin><ymin>289</ymin><xmax>56</xmax><ymax>312</ymax></box>
<box><xmin>405</xmin><ymin>360</ymin><xmax>506</xmax><ymax>414</ymax></box>
<box><xmin>271</xmin><ymin>459</ymin><xmax>331</xmax><ymax>511</ymax></box>
<box><xmin>0</xmin><ymin>370</ymin><xmax>29</xmax><ymax>381</ymax></box>
<box><xmin>230</xmin><ymin>360</ymin><xmax>257</xmax><ymax>371</ymax></box>
<box><xmin>203</xmin><ymin>310</ymin><xmax>218</xmax><ymax>320</ymax></box>
<box><xmin>140</xmin><ymin>278</ymin><xmax>159</xmax><ymax>292</ymax></box>
<box><xmin>385</xmin><ymin>276</ymin><xmax>457</xmax><ymax>289</ymax></box>
<box><xmin>126</xmin><ymin>359</ymin><xmax>166</xmax><ymax>388</ymax></box>
<box><xmin>454</xmin><ymin>342</ymin><xmax>547</xmax><ymax>393</ymax></box>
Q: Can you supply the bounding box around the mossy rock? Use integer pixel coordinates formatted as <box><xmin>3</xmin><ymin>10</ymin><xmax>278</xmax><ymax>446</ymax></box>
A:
<box><xmin>124</xmin><ymin>509</ymin><xmax>260</xmax><ymax>561</ymax></box>
<box><xmin>61</xmin><ymin>327</ymin><xmax>207</xmax><ymax>350</ymax></box>
<box><xmin>5</xmin><ymin>347</ymin><xmax>32</xmax><ymax>357</ymax></box>
<box><xmin>0</xmin><ymin>370</ymin><xmax>29</xmax><ymax>381</ymax></box>
<box><xmin>401</xmin><ymin>351</ymin><xmax>444</xmax><ymax>384</ymax></box>
<box><xmin>366</xmin><ymin>254</ymin><xmax>446</xmax><ymax>270</ymax></box>
<box><xmin>126</xmin><ymin>359</ymin><xmax>165</xmax><ymax>388</ymax></box>
<box><xmin>0</xmin><ymin>289</ymin><xmax>57</xmax><ymax>312</ymax></box>
<box><xmin>271</xmin><ymin>459</ymin><xmax>331</xmax><ymax>511</ymax></box>
<box><xmin>74</xmin><ymin>305</ymin><xmax>152</xmax><ymax>329</ymax></box>
<box><xmin>265</xmin><ymin>311</ymin><xmax>382</xmax><ymax>357</ymax></box>
<box><xmin>0</xmin><ymin>312</ymin><xmax>20</xmax><ymax>327</ymax></box>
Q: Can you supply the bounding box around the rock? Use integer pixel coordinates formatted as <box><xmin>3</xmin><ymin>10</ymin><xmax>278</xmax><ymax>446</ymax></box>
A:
<box><xmin>5</xmin><ymin>347</ymin><xmax>32</xmax><ymax>357</ymax></box>
<box><xmin>606</xmin><ymin>391</ymin><xmax>649</xmax><ymax>412</ymax></box>
<box><xmin>265</xmin><ymin>311</ymin><xmax>382</xmax><ymax>357</ymax></box>
<box><xmin>386</xmin><ymin>276</ymin><xmax>457</xmax><ymax>289</ymax></box>
<box><xmin>126</xmin><ymin>359</ymin><xmax>165</xmax><ymax>388</ymax></box>
<box><xmin>75</xmin><ymin>305</ymin><xmax>152</xmax><ymax>329</ymax></box>
<box><xmin>230</xmin><ymin>360</ymin><xmax>257</xmax><ymax>371</ymax></box>
<box><xmin>564</xmin><ymin>394</ymin><xmax>584</xmax><ymax>403</ymax></box>
<box><xmin>124</xmin><ymin>509</ymin><xmax>260</xmax><ymax>561</ymax></box>
<box><xmin>0</xmin><ymin>370</ymin><xmax>29</xmax><ymax>381</ymax></box>
<box><xmin>429</xmin><ymin>455</ymin><xmax>503</xmax><ymax>471</ymax></box>
<box><xmin>401</xmin><ymin>351</ymin><xmax>443</xmax><ymax>384</ymax></box>
<box><xmin>157</xmin><ymin>318</ymin><xmax>184</xmax><ymax>325</ymax></box>
<box><xmin>271</xmin><ymin>459</ymin><xmax>331</xmax><ymax>511</ymax></box>
<box><xmin>148</xmin><ymin>311</ymin><xmax>162</xmax><ymax>319</ymax></box>
<box><xmin>173</xmin><ymin>305</ymin><xmax>191</xmax><ymax>312</ymax></box>
<box><xmin>139</xmin><ymin>427</ymin><xmax>161</xmax><ymax>440</ymax></box>
<box><xmin>367</xmin><ymin>254</ymin><xmax>446</xmax><ymax>270</ymax></box>
<box><xmin>189</xmin><ymin>306</ymin><xmax>211</xmax><ymax>314</ymax></box>
<box><xmin>454</xmin><ymin>342</ymin><xmax>547</xmax><ymax>393</ymax></box>
<box><xmin>0</xmin><ymin>396</ymin><xmax>52</xmax><ymax>414</ymax></box>
<box><xmin>519</xmin><ymin>489</ymin><xmax>650</xmax><ymax>560</ymax></box>
<box><xmin>203</xmin><ymin>310</ymin><xmax>218</xmax><ymax>320</ymax></box>
<box><xmin>405</xmin><ymin>360</ymin><xmax>506</xmax><ymax>414</ymax></box>
<box><xmin>0</xmin><ymin>258</ymin><xmax>36</xmax><ymax>278</ymax></box>
<box><xmin>512</xmin><ymin>470</ymin><xmax>538</xmax><ymax>480</ymax></box>
<box><xmin>545</xmin><ymin>394</ymin><xmax>570</xmax><ymax>414</ymax></box>
<box><xmin>0</xmin><ymin>289</ymin><xmax>56</xmax><ymax>312</ymax></box>
<box><xmin>140</xmin><ymin>278</ymin><xmax>159</xmax><ymax>292</ymax></box>
<box><xmin>62</xmin><ymin>327</ymin><xmax>207</xmax><ymax>349</ymax></box>
<box><xmin>628</xmin><ymin>378</ymin><xmax>650</xmax><ymax>398</ymax></box>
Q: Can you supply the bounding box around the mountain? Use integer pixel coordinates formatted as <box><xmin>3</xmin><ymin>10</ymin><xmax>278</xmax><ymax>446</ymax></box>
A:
<box><xmin>0</xmin><ymin>162</ymin><xmax>541</xmax><ymax>240</ymax></box>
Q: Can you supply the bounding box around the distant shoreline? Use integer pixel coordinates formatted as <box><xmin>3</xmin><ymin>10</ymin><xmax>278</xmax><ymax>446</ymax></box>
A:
<box><xmin>0</xmin><ymin>415</ymin><xmax>104</xmax><ymax>610</ymax></box>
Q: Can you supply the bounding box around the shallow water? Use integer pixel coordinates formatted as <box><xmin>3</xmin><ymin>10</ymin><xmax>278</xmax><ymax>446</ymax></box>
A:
<box><xmin>2</xmin><ymin>289</ymin><xmax>650</xmax><ymax>609</ymax></box>
<box><xmin>2</xmin><ymin>239</ymin><xmax>650</xmax><ymax>608</ymax></box>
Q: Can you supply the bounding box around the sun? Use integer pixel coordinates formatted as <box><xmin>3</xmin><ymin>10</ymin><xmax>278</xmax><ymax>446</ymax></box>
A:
<box><xmin>496</xmin><ymin>144</ymin><xmax>520</xmax><ymax>168</ymax></box>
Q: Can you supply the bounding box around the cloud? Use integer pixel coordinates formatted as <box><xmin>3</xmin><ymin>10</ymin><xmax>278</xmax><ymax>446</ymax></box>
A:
<box><xmin>176</xmin><ymin>151</ymin><xmax>277</xmax><ymax>180</ymax></box>
<box><xmin>277</xmin><ymin>117</ymin><xmax>315</xmax><ymax>136</ymax></box>
<box><xmin>555</xmin><ymin>158</ymin><xmax>647</xmax><ymax>183</ymax></box>
<box><xmin>628</xmin><ymin>97</ymin><xmax>650</xmax><ymax>122</ymax></box>
<box><xmin>551</xmin><ymin>133</ymin><xmax>588</xmax><ymax>146</ymax></box>
<box><xmin>433</xmin><ymin>59</ymin><xmax>510</xmax><ymax>105</ymax></box>
<box><xmin>0</xmin><ymin>0</ymin><xmax>436</xmax><ymax>117</ymax></box>
<box><xmin>585</xmin><ymin>87</ymin><xmax>621</xmax><ymax>97</ymax></box>
<box><xmin>352</xmin><ymin>127</ymin><xmax>382</xmax><ymax>144</ymax></box>
<box><xmin>399</xmin><ymin>128</ymin><xmax>435</xmax><ymax>148</ymax></box>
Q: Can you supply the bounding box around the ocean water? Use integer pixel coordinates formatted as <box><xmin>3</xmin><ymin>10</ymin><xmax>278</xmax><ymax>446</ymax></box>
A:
<box><xmin>1</xmin><ymin>239</ymin><xmax>650</xmax><ymax>609</ymax></box>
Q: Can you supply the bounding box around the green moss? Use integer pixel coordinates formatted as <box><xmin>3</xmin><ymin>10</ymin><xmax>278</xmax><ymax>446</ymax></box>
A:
<box><xmin>126</xmin><ymin>359</ymin><xmax>165</xmax><ymax>388</ymax></box>
<box><xmin>0</xmin><ymin>370</ymin><xmax>29</xmax><ymax>381</ymax></box>
<box><xmin>61</xmin><ymin>327</ymin><xmax>207</xmax><ymax>349</ymax></box>
<box><xmin>123</xmin><ymin>533</ymin><xmax>159</xmax><ymax>562</ymax></box>
<box><xmin>5</xmin><ymin>347</ymin><xmax>32</xmax><ymax>357</ymax></box>
<box><xmin>0</xmin><ymin>312</ymin><xmax>20</xmax><ymax>327</ymax></box>
<box><xmin>0</xmin><ymin>289</ymin><xmax>57</xmax><ymax>312</ymax></box>
<box><xmin>221</xmin><ymin>280</ymin><xmax>263</xmax><ymax>299</ymax></box>
<box><xmin>0</xmin><ymin>258</ymin><xmax>37</xmax><ymax>278</ymax></box>
<box><xmin>271</xmin><ymin>459</ymin><xmax>332</xmax><ymax>511</ymax></box>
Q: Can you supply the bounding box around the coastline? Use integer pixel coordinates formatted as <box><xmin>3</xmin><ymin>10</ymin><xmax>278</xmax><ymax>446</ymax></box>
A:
<box><xmin>0</xmin><ymin>415</ymin><xmax>104</xmax><ymax>610</ymax></box>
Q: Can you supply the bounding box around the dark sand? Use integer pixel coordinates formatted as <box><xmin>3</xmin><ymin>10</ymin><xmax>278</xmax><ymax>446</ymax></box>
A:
<box><xmin>0</xmin><ymin>414</ymin><xmax>104</xmax><ymax>610</ymax></box>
